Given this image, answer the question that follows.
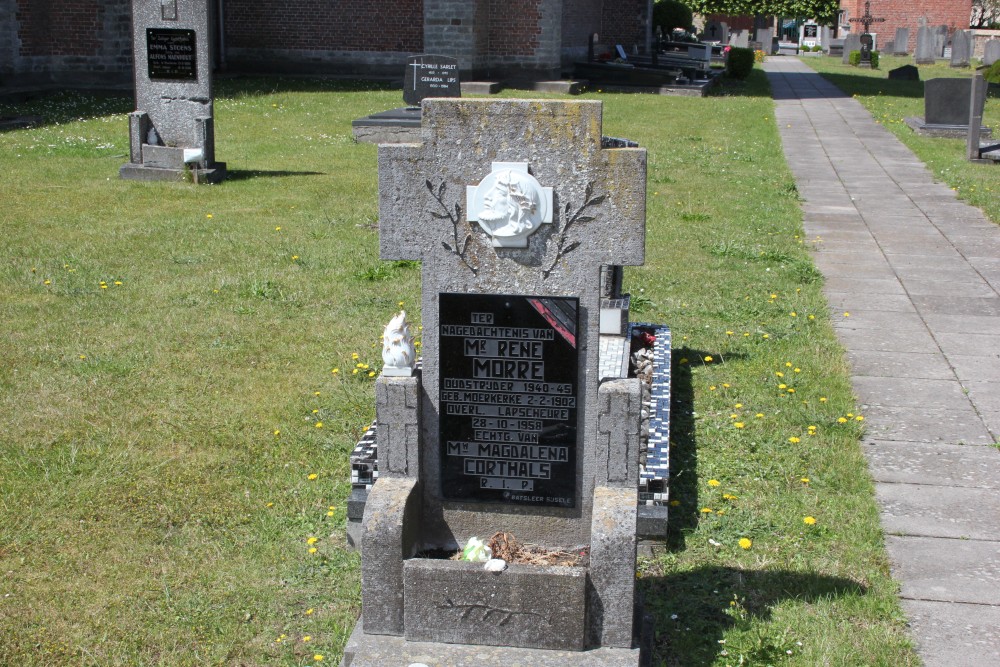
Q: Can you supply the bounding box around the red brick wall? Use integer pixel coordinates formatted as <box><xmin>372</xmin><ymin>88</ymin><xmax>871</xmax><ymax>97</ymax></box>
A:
<box><xmin>562</xmin><ymin>0</ymin><xmax>603</xmax><ymax>50</ymax></box>
<box><xmin>601</xmin><ymin>0</ymin><xmax>647</xmax><ymax>47</ymax></box>
<box><xmin>226</xmin><ymin>0</ymin><xmax>423</xmax><ymax>52</ymax></box>
<box><xmin>16</xmin><ymin>0</ymin><xmax>100</xmax><ymax>56</ymax></box>
<box><xmin>487</xmin><ymin>0</ymin><xmax>541</xmax><ymax>56</ymax></box>
<box><xmin>840</xmin><ymin>0</ymin><xmax>972</xmax><ymax>51</ymax></box>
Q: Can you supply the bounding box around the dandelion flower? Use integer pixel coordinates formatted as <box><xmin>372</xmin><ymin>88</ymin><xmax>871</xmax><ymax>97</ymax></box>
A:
<box><xmin>837</xmin><ymin>417</ymin><xmax>848</xmax><ymax>424</ymax></box>
<box><xmin>788</xmin><ymin>436</ymin><xmax>801</xmax><ymax>443</ymax></box>
<box><xmin>709</xmin><ymin>385</ymin><xmax>717</xmax><ymax>391</ymax></box>
<box><xmin>843</xmin><ymin>312</ymin><xmax>850</xmax><ymax>317</ymax></box>
<box><xmin>734</xmin><ymin>422</ymin><xmax>745</xmax><ymax>429</ymax></box>
<box><xmin>669</xmin><ymin>499</ymin><xmax>681</xmax><ymax>507</ymax></box>
<box><xmin>855</xmin><ymin>415</ymin><xmax>865</xmax><ymax>422</ymax></box>
<box><xmin>800</xmin><ymin>477</ymin><xmax>809</xmax><ymax>484</ymax></box>
<box><xmin>778</xmin><ymin>384</ymin><xmax>787</xmax><ymax>389</ymax></box>
<box><xmin>43</xmin><ymin>279</ymin><xmax>51</xmax><ymax>285</ymax></box>
<box><xmin>776</xmin><ymin>371</ymin><xmax>784</xmax><ymax>377</ymax></box>
<box><xmin>700</xmin><ymin>507</ymin><xmax>713</xmax><ymax>514</ymax></box>
<box><xmin>303</xmin><ymin>636</ymin><xmax>311</xmax><ymax>642</ymax></box>
<box><xmin>790</xmin><ymin>311</ymin><xmax>797</xmax><ymax>317</ymax></box>
<box><xmin>275</xmin><ymin>226</ymin><xmax>281</xmax><ymax>231</ymax></box>
<box><xmin>314</xmin><ymin>655</ymin><xmax>324</xmax><ymax>662</ymax></box>
<box><xmin>331</xmin><ymin>368</ymin><xmax>339</xmax><ymax>374</ymax></box>
<box><xmin>734</xmin><ymin>403</ymin><xmax>743</xmax><ymax>408</ymax></box>
<box><xmin>398</xmin><ymin>301</ymin><xmax>405</xmax><ymax>307</ymax></box>
<box><xmin>307</xmin><ymin>537</ymin><xmax>318</xmax><ymax>545</ymax></box>
<box><xmin>308</xmin><ymin>473</ymin><xmax>318</xmax><ymax>480</ymax></box>
<box><xmin>352</xmin><ymin>369</ymin><xmax>359</xmax><ymax>375</ymax></box>
<box><xmin>708</xmin><ymin>479</ymin><xmax>721</xmax><ymax>487</ymax></box>
<box><xmin>820</xmin><ymin>397</ymin><xmax>827</xmax><ymax>403</ymax></box>
<box><xmin>308</xmin><ymin>547</ymin><xmax>318</xmax><ymax>554</ymax></box>
<box><xmin>704</xmin><ymin>355</ymin><xmax>713</xmax><ymax>362</ymax></box>
<box><xmin>266</xmin><ymin>502</ymin><xmax>274</xmax><ymax>507</ymax></box>
<box><xmin>722</xmin><ymin>383</ymin><xmax>730</xmax><ymax>388</ymax></box>
<box><xmin>368</xmin><ymin>371</ymin><xmax>376</xmax><ymax>377</ymax></box>
<box><xmin>273</xmin><ymin>429</ymin><xmax>281</xmax><ymax>436</ymax></box>
<box><xmin>794</xmin><ymin>368</ymin><xmax>801</xmax><ymax>373</ymax></box>
<box><xmin>327</xmin><ymin>510</ymin><xmax>334</xmax><ymax>517</ymax></box>
<box><xmin>755</xmin><ymin>413</ymin><xmax>764</xmax><ymax>418</ymax></box>
<box><xmin>726</xmin><ymin>330</ymin><xmax>734</xmax><ymax>335</ymax></box>
<box><xmin>803</xmin><ymin>516</ymin><xmax>817</xmax><ymax>526</ymax></box>
<box><xmin>305</xmin><ymin>608</ymin><xmax>314</xmax><ymax>615</ymax></box>
<box><xmin>315</xmin><ymin>422</ymin><xmax>323</xmax><ymax>428</ymax></box>
<box><xmin>739</xmin><ymin>538</ymin><xmax>752</xmax><ymax>550</ymax></box>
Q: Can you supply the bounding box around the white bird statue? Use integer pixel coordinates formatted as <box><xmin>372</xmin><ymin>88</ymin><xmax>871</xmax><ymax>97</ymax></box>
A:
<box><xmin>381</xmin><ymin>310</ymin><xmax>416</xmax><ymax>376</ymax></box>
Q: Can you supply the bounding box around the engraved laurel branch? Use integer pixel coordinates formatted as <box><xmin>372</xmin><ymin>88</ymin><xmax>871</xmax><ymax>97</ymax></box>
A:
<box><xmin>438</xmin><ymin>598</ymin><xmax>553</xmax><ymax>627</ymax></box>
<box><xmin>542</xmin><ymin>181</ymin><xmax>604</xmax><ymax>279</ymax></box>
<box><xmin>427</xmin><ymin>179</ymin><xmax>478</xmax><ymax>276</ymax></box>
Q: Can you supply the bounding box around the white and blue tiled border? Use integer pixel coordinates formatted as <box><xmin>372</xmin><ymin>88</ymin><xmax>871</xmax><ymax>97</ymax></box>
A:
<box><xmin>629</xmin><ymin>323</ymin><xmax>671</xmax><ymax>506</ymax></box>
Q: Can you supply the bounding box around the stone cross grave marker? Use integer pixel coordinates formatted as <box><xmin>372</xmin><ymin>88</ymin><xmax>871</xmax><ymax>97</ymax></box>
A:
<box><xmin>849</xmin><ymin>0</ymin><xmax>885</xmax><ymax>68</ymax></box>
<box><xmin>343</xmin><ymin>98</ymin><xmax>649</xmax><ymax>665</ymax></box>
<box><xmin>120</xmin><ymin>0</ymin><xmax>225</xmax><ymax>183</ymax></box>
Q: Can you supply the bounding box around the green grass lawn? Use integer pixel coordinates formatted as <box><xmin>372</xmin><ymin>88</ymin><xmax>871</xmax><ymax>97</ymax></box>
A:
<box><xmin>1</xmin><ymin>72</ymin><xmax>919</xmax><ymax>665</ymax></box>
<box><xmin>804</xmin><ymin>54</ymin><xmax>1000</xmax><ymax>222</ymax></box>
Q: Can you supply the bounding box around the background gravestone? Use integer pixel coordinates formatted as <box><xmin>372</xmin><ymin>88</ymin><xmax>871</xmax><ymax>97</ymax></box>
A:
<box><xmin>403</xmin><ymin>54</ymin><xmax>460</xmax><ymax>107</ymax></box>
<box><xmin>730</xmin><ymin>29</ymin><xmax>749</xmax><ymax>48</ymax></box>
<box><xmin>985</xmin><ymin>39</ymin><xmax>1000</xmax><ymax>66</ymax></box>
<box><xmin>915</xmin><ymin>25</ymin><xmax>937</xmax><ymax>64</ymax></box>
<box><xmin>119</xmin><ymin>0</ymin><xmax>225</xmax><ymax>183</ymax></box>
<box><xmin>893</xmin><ymin>27</ymin><xmax>910</xmax><ymax>54</ymax></box>
<box><xmin>843</xmin><ymin>33</ymin><xmax>862</xmax><ymax>64</ymax></box>
<box><xmin>935</xmin><ymin>26</ymin><xmax>948</xmax><ymax>58</ymax></box>
<box><xmin>905</xmin><ymin>77</ymin><xmax>992</xmax><ymax>139</ymax></box>
<box><xmin>951</xmin><ymin>30</ymin><xmax>971</xmax><ymax>67</ymax></box>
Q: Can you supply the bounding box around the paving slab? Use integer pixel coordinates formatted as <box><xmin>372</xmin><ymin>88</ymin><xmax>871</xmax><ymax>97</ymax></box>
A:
<box><xmin>821</xmin><ymin>292</ymin><xmax>916</xmax><ymax>313</ymax></box>
<box><xmin>877</xmin><ymin>484</ymin><xmax>1000</xmax><ymax>540</ymax></box>
<box><xmin>900</xmin><ymin>599</ymin><xmax>1000</xmax><ymax>667</ymax></box>
<box><xmin>858</xmin><ymin>404</ymin><xmax>994</xmax><ymax>444</ymax></box>
<box><xmin>946</xmin><ymin>354</ymin><xmax>1000</xmax><ymax>383</ymax></box>
<box><xmin>851</xmin><ymin>377</ymin><xmax>971</xmax><ymax>410</ymax></box>
<box><xmin>933</xmin><ymin>332</ymin><xmax>1000</xmax><ymax>357</ymax></box>
<box><xmin>822</xmin><ymin>276</ymin><xmax>906</xmax><ymax>295</ymax></box>
<box><xmin>912</xmin><ymin>295</ymin><xmax>1000</xmax><ymax>316</ymax></box>
<box><xmin>920</xmin><ymin>313</ymin><xmax>1000</xmax><ymax>335</ymax></box>
<box><xmin>826</xmin><ymin>309</ymin><xmax>927</xmax><ymax>331</ymax></box>
<box><xmin>864</xmin><ymin>439</ymin><xmax>1000</xmax><ymax>488</ymax></box>
<box><xmin>885</xmin><ymin>535</ymin><xmax>1000</xmax><ymax>603</ymax></box>
<box><xmin>845</xmin><ymin>350</ymin><xmax>954</xmax><ymax>379</ymax></box>
<box><xmin>832</xmin><ymin>326</ymin><xmax>940</xmax><ymax>354</ymax></box>
<box><xmin>903</xmin><ymin>279</ymin><xmax>997</xmax><ymax>298</ymax></box>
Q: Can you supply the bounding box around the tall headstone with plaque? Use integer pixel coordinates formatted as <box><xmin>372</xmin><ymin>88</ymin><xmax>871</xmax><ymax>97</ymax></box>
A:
<box><xmin>341</xmin><ymin>98</ymin><xmax>651</xmax><ymax>665</ymax></box>
<box><xmin>120</xmin><ymin>0</ymin><xmax>225</xmax><ymax>183</ymax></box>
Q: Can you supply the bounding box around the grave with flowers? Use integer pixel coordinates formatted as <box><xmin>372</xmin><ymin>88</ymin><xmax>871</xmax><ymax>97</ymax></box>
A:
<box><xmin>340</xmin><ymin>98</ymin><xmax>672</xmax><ymax>666</ymax></box>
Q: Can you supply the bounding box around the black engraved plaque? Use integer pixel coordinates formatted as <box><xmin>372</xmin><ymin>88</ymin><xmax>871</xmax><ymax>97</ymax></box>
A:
<box><xmin>403</xmin><ymin>54</ymin><xmax>460</xmax><ymax>106</ymax></box>
<box><xmin>147</xmin><ymin>28</ymin><xmax>197</xmax><ymax>81</ymax></box>
<box><xmin>439</xmin><ymin>293</ymin><xmax>579</xmax><ymax>508</ymax></box>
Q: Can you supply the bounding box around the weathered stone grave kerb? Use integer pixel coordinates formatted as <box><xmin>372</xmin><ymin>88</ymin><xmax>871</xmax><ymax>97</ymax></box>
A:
<box><xmin>341</xmin><ymin>99</ymin><xmax>651</xmax><ymax>666</ymax></box>
<box><xmin>119</xmin><ymin>0</ymin><xmax>225</xmax><ymax>183</ymax></box>
<box><xmin>353</xmin><ymin>54</ymin><xmax>464</xmax><ymax>145</ymax></box>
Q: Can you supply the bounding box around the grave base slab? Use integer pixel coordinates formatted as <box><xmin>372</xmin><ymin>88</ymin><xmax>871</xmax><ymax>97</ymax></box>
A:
<box><xmin>119</xmin><ymin>162</ymin><xmax>226</xmax><ymax>184</ymax></box>
<box><xmin>904</xmin><ymin>117</ymin><xmax>992</xmax><ymax>139</ymax></box>
<box><xmin>340</xmin><ymin>620</ymin><xmax>649</xmax><ymax>667</ymax></box>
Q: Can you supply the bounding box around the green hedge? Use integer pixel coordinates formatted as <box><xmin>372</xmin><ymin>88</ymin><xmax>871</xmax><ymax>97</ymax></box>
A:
<box><xmin>726</xmin><ymin>46</ymin><xmax>755</xmax><ymax>79</ymax></box>
<box><xmin>848</xmin><ymin>49</ymin><xmax>880</xmax><ymax>68</ymax></box>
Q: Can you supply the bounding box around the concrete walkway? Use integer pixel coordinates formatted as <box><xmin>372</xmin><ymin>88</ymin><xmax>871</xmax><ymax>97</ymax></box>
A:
<box><xmin>764</xmin><ymin>58</ymin><xmax>1000</xmax><ymax>667</ymax></box>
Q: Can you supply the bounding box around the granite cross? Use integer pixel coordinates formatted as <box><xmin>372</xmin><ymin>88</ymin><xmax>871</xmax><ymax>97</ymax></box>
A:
<box><xmin>376</xmin><ymin>98</ymin><xmax>646</xmax><ymax>545</ymax></box>
<box><xmin>849</xmin><ymin>0</ymin><xmax>886</xmax><ymax>67</ymax></box>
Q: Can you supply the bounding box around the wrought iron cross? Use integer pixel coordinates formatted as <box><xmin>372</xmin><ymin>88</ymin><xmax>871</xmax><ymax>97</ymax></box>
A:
<box><xmin>849</xmin><ymin>1</ymin><xmax>886</xmax><ymax>36</ymax></box>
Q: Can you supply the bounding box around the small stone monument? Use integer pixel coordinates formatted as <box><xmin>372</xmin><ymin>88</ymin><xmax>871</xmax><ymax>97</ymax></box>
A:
<box><xmin>119</xmin><ymin>0</ymin><xmax>225</xmax><ymax>183</ymax></box>
<box><xmin>843</xmin><ymin>33</ymin><xmax>862</xmax><ymax>64</ymax></box>
<box><xmin>915</xmin><ymin>25</ymin><xmax>937</xmax><ymax>64</ymax></box>
<box><xmin>893</xmin><ymin>27</ymin><xmax>910</xmax><ymax>55</ymax></box>
<box><xmin>352</xmin><ymin>54</ymin><xmax>461</xmax><ymax>144</ymax></box>
<box><xmin>950</xmin><ymin>29</ymin><xmax>971</xmax><ymax>68</ymax></box>
<box><xmin>985</xmin><ymin>39</ymin><xmax>1000</xmax><ymax>66</ymax></box>
<box><xmin>341</xmin><ymin>98</ymin><xmax>652</xmax><ymax>665</ymax></box>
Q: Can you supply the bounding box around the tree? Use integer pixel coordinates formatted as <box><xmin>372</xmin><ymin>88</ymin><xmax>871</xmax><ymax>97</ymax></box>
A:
<box><xmin>653</xmin><ymin>0</ymin><xmax>695</xmax><ymax>33</ymax></box>
<box><xmin>679</xmin><ymin>0</ymin><xmax>841</xmax><ymax>22</ymax></box>
<box><xmin>971</xmin><ymin>0</ymin><xmax>1000</xmax><ymax>28</ymax></box>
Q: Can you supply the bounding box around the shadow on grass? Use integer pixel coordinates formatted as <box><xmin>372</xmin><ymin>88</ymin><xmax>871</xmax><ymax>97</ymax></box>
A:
<box><xmin>812</xmin><ymin>71</ymin><xmax>925</xmax><ymax>99</ymax></box>
<box><xmin>225</xmin><ymin>169</ymin><xmax>327</xmax><ymax>180</ymax></box>
<box><xmin>640</xmin><ymin>565</ymin><xmax>867</xmax><ymax>666</ymax></box>
<box><xmin>0</xmin><ymin>89</ymin><xmax>131</xmax><ymax>131</ymax></box>
<box><xmin>217</xmin><ymin>75</ymin><xmax>397</xmax><ymax>99</ymax></box>
<box><xmin>664</xmin><ymin>347</ymin><xmax>751</xmax><ymax>552</ymax></box>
